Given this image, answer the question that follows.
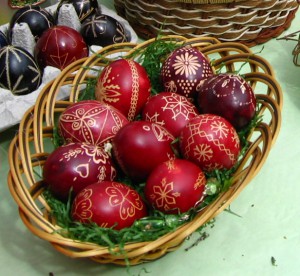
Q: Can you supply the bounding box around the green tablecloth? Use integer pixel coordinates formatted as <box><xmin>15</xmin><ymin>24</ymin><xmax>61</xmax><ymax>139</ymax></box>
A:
<box><xmin>1</xmin><ymin>1</ymin><xmax>300</xmax><ymax>275</ymax></box>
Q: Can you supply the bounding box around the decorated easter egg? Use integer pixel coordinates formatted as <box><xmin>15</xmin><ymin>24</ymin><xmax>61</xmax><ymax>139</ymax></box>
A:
<box><xmin>72</xmin><ymin>181</ymin><xmax>148</xmax><ymax>230</ymax></box>
<box><xmin>161</xmin><ymin>46</ymin><xmax>214</xmax><ymax>99</ymax></box>
<box><xmin>34</xmin><ymin>25</ymin><xmax>89</xmax><ymax>70</ymax></box>
<box><xmin>58</xmin><ymin>100</ymin><xmax>129</xmax><ymax>146</ymax></box>
<box><xmin>144</xmin><ymin>159</ymin><xmax>206</xmax><ymax>214</ymax></box>
<box><xmin>55</xmin><ymin>0</ymin><xmax>100</xmax><ymax>22</ymax></box>
<box><xmin>142</xmin><ymin>92</ymin><xmax>199</xmax><ymax>137</ymax></box>
<box><xmin>179</xmin><ymin>114</ymin><xmax>241</xmax><ymax>172</ymax></box>
<box><xmin>0</xmin><ymin>45</ymin><xmax>42</xmax><ymax>95</ymax></box>
<box><xmin>95</xmin><ymin>58</ymin><xmax>151</xmax><ymax>121</ymax></box>
<box><xmin>112</xmin><ymin>120</ymin><xmax>176</xmax><ymax>183</ymax></box>
<box><xmin>81</xmin><ymin>14</ymin><xmax>129</xmax><ymax>47</ymax></box>
<box><xmin>197</xmin><ymin>73</ymin><xmax>257</xmax><ymax>130</ymax></box>
<box><xmin>43</xmin><ymin>142</ymin><xmax>117</xmax><ymax>201</ymax></box>
<box><xmin>8</xmin><ymin>5</ymin><xmax>55</xmax><ymax>42</ymax></box>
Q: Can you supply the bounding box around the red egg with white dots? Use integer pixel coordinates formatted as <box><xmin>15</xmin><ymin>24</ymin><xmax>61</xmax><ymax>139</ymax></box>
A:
<box><xmin>34</xmin><ymin>25</ymin><xmax>89</xmax><ymax>70</ymax></box>
<box><xmin>161</xmin><ymin>46</ymin><xmax>214</xmax><ymax>99</ymax></box>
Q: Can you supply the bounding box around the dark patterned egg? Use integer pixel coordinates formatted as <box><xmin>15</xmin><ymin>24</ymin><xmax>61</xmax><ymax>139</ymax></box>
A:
<box><xmin>161</xmin><ymin>46</ymin><xmax>214</xmax><ymax>100</ymax></box>
<box><xmin>0</xmin><ymin>31</ymin><xmax>8</xmax><ymax>49</ymax></box>
<box><xmin>55</xmin><ymin>0</ymin><xmax>100</xmax><ymax>22</ymax></box>
<box><xmin>8</xmin><ymin>5</ymin><xmax>55</xmax><ymax>42</ymax></box>
<box><xmin>34</xmin><ymin>25</ymin><xmax>89</xmax><ymax>70</ymax></box>
<box><xmin>81</xmin><ymin>14</ymin><xmax>129</xmax><ymax>46</ymax></box>
<box><xmin>0</xmin><ymin>46</ymin><xmax>42</xmax><ymax>95</ymax></box>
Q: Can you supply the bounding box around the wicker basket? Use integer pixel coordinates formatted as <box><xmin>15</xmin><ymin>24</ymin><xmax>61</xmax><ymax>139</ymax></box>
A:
<box><xmin>8</xmin><ymin>36</ymin><xmax>282</xmax><ymax>266</ymax></box>
<box><xmin>114</xmin><ymin>0</ymin><xmax>299</xmax><ymax>46</ymax></box>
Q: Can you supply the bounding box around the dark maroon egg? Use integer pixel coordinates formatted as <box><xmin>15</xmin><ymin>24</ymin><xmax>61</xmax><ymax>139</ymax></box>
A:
<box><xmin>72</xmin><ymin>181</ymin><xmax>148</xmax><ymax>230</ymax></box>
<box><xmin>55</xmin><ymin>0</ymin><xmax>100</xmax><ymax>22</ymax></box>
<box><xmin>8</xmin><ymin>5</ymin><xmax>55</xmax><ymax>42</ymax></box>
<box><xmin>58</xmin><ymin>100</ymin><xmax>129</xmax><ymax>146</ymax></box>
<box><xmin>197</xmin><ymin>73</ymin><xmax>257</xmax><ymax>130</ymax></box>
<box><xmin>81</xmin><ymin>14</ymin><xmax>129</xmax><ymax>47</ymax></box>
<box><xmin>34</xmin><ymin>25</ymin><xmax>89</xmax><ymax>70</ymax></box>
<box><xmin>0</xmin><ymin>45</ymin><xmax>42</xmax><ymax>95</ymax></box>
<box><xmin>161</xmin><ymin>46</ymin><xmax>214</xmax><ymax>99</ymax></box>
<box><xmin>142</xmin><ymin>92</ymin><xmax>199</xmax><ymax>137</ymax></box>
<box><xmin>43</xmin><ymin>142</ymin><xmax>117</xmax><ymax>201</ymax></box>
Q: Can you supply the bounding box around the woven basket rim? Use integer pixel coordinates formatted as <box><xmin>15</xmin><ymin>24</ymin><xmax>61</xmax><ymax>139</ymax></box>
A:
<box><xmin>7</xmin><ymin>35</ymin><xmax>282</xmax><ymax>266</ymax></box>
<box><xmin>168</xmin><ymin>0</ymin><xmax>246</xmax><ymax>3</ymax></box>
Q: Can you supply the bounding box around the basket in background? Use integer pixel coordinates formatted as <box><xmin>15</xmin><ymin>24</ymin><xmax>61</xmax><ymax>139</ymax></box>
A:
<box><xmin>114</xmin><ymin>0</ymin><xmax>299</xmax><ymax>46</ymax></box>
<box><xmin>7</xmin><ymin>36</ymin><xmax>282</xmax><ymax>265</ymax></box>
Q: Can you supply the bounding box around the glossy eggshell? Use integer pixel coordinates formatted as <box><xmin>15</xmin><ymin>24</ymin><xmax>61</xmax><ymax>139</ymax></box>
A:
<box><xmin>144</xmin><ymin>159</ymin><xmax>206</xmax><ymax>214</ymax></box>
<box><xmin>55</xmin><ymin>0</ymin><xmax>100</xmax><ymax>22</ymax></box>
<box><xmin>95</xmin><ymin>59</ymin><xmax>151</xmax><ymax>121</ymax></box>
<box><xmin>179</xmin><ymin>114</ymin><xmax>241</xmax><ymax>172</ymax></box>
<box><xmin>34</xmin><ymin>25</ymin><xmax>89</xmax><ymax>70</ymax></box>
<box><xmin>43</xmin><ymin>142</ymin><xmax>117</xmax><ymax>201</ymax></box>
<box><xmin>58</xmin><ymin>100</ymin><xmax>129</xmax><ymax>146</ymax></box>
<box><xmin>142</xmin><ymin>92</ymin><xmax>199</xmax><ymax>137</ymax></box>
<box><xmin>81</xmin><ymin>14</ymin><xmax>129</xmax><ymax>46</ymax></box>
<box><xmin>197</xmin><ymin>73</ymin><xmax>257</xmax><ymax>130</ymax></box>
<box><xmin>8</xmin><ymin>5</ymin><xmax>55</xmax><ymax>41</ymax></box>
<box><xmin>0</xmin><ymin>31</ymin><xmax>8</xmax><ymax>49</ymax></box>
<box><xmin>71</xmin><ymin>181</ymin><xmax>148</xmax><ymax>230</ymax></box>
<box><xmin>112</xmin><ymin>121</ymin><xmax>176</xmax><ymax>183</ymax></box>
<box><xmin>161</xmin><ymin>46</ymin><xmax>214</xmax><ymax>99</ymax></box>
<box><xmin>0</xmin><ymin>45</ymin><xmax>42</xmax><ymax>95</ymax></box>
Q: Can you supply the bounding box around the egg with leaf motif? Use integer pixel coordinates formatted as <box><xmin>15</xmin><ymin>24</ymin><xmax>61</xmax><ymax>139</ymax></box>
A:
<box><xmin>0</xmin><ymin>45</ymin><xmax>42</xmax><ymax>95</ymax></box>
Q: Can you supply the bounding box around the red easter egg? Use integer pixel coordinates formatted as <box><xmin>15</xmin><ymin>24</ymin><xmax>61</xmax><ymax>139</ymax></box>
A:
<box><xmin>43</xmin><ymin>142</ymin><xmax>117</xmax><ymax>201</ymax></box>
<box><xmin>197</xmin><ymin>73</ymin><xmax>257</xmax><ymax>130</ymax></box>
<box><xmin>144</xmin><ymin>159</ymin><xmax>206</xmax><ymax>214</ymax></box>
<box><xmin>34</xmin><ymin>25</ymin><xmax>89</xmax><ymax>70</ymax></box>
<box><xmin>142</xmin><ymin>92</ymin><xmax>199</xmax><ymax>137</ymax></box>
<box><xmin>179</xmin><ymin>114</ymin><xmax>241</xmax><ymax>172</ymax></box>
<box><xmin>112</xmin><ymin>120</ymin><xmax>176</xmax><ymax>183</ymax></box>
<box><xmin>95</xmin><ymin>59</ymin><xmax>151</xmax><ymax>121</ymax></box>
<box><xmin>161</xmin><ymin>46</ymin><xmax>214</xmax><ymax>99</ymax></box>
<box><xmin>72</xmin><ymin>181</ymin><xmax>148</xmax><ymax>230</ymax></box>
<box><xmin>58</xmin><ymin>100</ymin><xmax>129</xmax><ymax>146</ymax></box>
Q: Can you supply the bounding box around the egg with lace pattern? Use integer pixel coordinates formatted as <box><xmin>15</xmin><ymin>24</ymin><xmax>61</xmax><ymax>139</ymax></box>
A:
<box><xmin>71</xmin><ymin>181</ymin><xmax>148</xmax><ymax>230</ymax></box>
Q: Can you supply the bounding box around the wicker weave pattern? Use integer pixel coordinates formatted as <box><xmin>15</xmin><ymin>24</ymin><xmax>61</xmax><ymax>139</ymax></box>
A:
<box><xmin>114</xmin><ymin>0</ymin><xmax>298</xmax><ymax>46</ymax></box>
<box><xmin>8</xmin><ymin>36</ymin><xmax>282</xmax><ymax>265</ymax></box>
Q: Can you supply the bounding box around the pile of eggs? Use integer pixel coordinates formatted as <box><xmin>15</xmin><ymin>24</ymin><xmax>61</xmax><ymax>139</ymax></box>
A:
<box><xmin>0</xmin><ymin>2</ymin><xmax>130</xmax><ymax>95</ymax></box>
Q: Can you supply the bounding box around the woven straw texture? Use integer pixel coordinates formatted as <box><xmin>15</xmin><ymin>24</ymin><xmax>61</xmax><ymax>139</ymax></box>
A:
<box><xmin>8</xmin><ymin>36</ymin><xmax>282</xmax><ymax>265</ymax></box>
<box><xmin>114</xmin><ymin>0</ymin><xmax>299</xmax><ymax>46</ymax></box>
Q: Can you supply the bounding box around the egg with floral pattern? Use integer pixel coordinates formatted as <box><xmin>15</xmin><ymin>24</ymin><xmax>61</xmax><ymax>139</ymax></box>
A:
<box><xmin>43</xmin><ymin>142</ymin><xmax>117</xmax><ymax>201</ymax></box>
<box><xmin>142</xmin><ymin>92</ymin><xmax>199</xmax><ymax>137</ymax></box>
<box><xmin>161</xmin><ymin>46</ymin><xmax>214</xmax><ymax>100</ymax></box>
<box><xmin>58</xmin><ymin>100</ymin><xmax>129</xmax><ymax>146</ymax></box>
<box><xmin>72</xmin><ymin>181</ymin><xmax>148</xmax><ymax>230</ymax></box>
<box><xmin>179</xmin><ymin>114</ymin><xmax>241</xmax><ymax>172</ymax></box>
